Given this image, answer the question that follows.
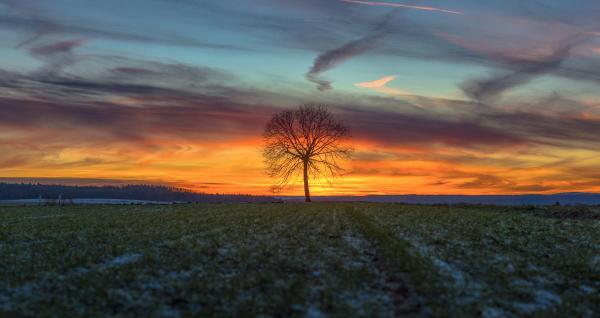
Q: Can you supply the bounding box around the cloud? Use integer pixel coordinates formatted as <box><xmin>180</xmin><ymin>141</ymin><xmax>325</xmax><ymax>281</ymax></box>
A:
<box><xmin>355</xmin><ymin>75</ymin><xmax>396</xmax><ymax>88</ymax></box>
<box><xmin>0</xmin><ymin>53</ymin><xmax>280</xmax><ymax>149</ymax></box>
<box><xmin>336</xmin><ymin>104</ymin><xmax>523</xmax><ymax>148</ymax></box>
<box><xmin>0</xmin><ymin>0</ymin><xmax>57</xmax><ymax>48</ymax></box>
<box><xmin>358</xmin><ymin>13</ymin><xmax>600</xmax><ymax>95</ymax></box>
<box><xmin>481</xmin><ymin>106</ymin><xmax>600</xmax><ymax>150</ymax></box>
<box><xmin>0</xmin><ymin>95</ymin><xmax>274</xmax><ymax>149</ymax></box>
<box><xmin>454</xmin><ymin>173</ymin><xmax>558</xmax><ymax>193</ymax></box>
<box><xmin>31</xmin><ymin>39</ymin><xmax>85</xmax><ymax>55</ymax></box>
<box><xmin>305</xmin><ymin>12</ymin><xmax>396</xmax><ymax>91</ymax></box>
<box><xmin>0</xmin><ymin>52</ymin><xmax>239</xmax><ymax>101</ymax></box>
<box><xmin>110</xmin><ymin>67</ymin><xmax>157</xmax><ymax>75</ymax></box>
<box><xmin>4</xmin><ymin>49</ymin><xmax>600</xmax><ymax>154</ymax></box>
<box><xmin>0</xmin><ymin>0</ymin><xmax>245</xmax><ymax>50</ymax></box>
<box><xmin>458</xmin><ymin>174</ymin><xmax>515</xmax><ymax>189</ymax></box>
<box><xmin>509</xmin><ymin>184</ymin><xmax>557</xmax><ymax>192</ymax></box>
<box><xmin>462</xmin><ymin>36</ymin><xmax>587</xmax><ymax>103</ymax></box>
<box><xmin>340</xmin><ymin>0</ymin><xmax>463</xmax><ymax>15</ymax></box>
<box><xmin>306</xmin><ymin>33</ymin><xmax>387</xmax><ymax>91</ymax></box>
<box><xmin>355</xmin><ymin>75</ymin><xmax>411</xmax><ymax>96</ymax></box>
<box><xmin>30</xmin><ymin>39</ymin><xmax>86</xmax><ymax>77</ymax></box>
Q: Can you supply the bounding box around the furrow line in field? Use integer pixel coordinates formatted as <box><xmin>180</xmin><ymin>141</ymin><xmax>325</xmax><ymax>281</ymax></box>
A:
<box><xmin>345</xmin><ymin>206</ymin><xmax>426</xmax><ymax>316</ymax></box>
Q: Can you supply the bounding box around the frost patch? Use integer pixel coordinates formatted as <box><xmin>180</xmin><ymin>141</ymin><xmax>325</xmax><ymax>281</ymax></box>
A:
<box><xmin>218</xmin><ymin>244</ymin><xmax>237</xmax><ymax>257</ymax></box>
<box><xmin>101</xmin><ymin>253</ymin><xmax>143</xmax><ymax>269</ymax></box>
<box><xmin>344</xmin><ymin>260</ymin><xmax>365</xmax><ymax>269</ymax></box>
<box><xmin>513</xmin><ymin>290</ymin><xmax>562</xmax><ymax>314</ymax></box>
<box><xmin>589</xmin><ymin>255</ymin><xmax>600</xmax><ymax>269</ymax></box>
<box><xmin>0</xmin><ymin>294</ymin><xmax>10</xmax><ymax>311</ymax></box>
<box><xmin>23</xmin><ymin>214</ymin><xmax>68</xmax><ymax>220</ymax></box>
<box><xmin>305</xmin><ymin>305</ymin><xmax>326</xmax><ymax>318</ymax></box>
<box><xmin>411</xmin><ymin>239</ymin><xmax>484</xmax><ymax>305</ymax></box>
<box><xmin>341</xmin><ymin>232</ymin><xmax>374</xmax><ymax>270</ymax></box>
<box><xmin>339</xmin><ymin>290</ymin><xmax>392</xmax><ymax>314</ymax></box>
<box><xmin>534</xmin><ymin>290</ymin><xmax>562</xmax><ymax>307</ymax></box>
<box><xmin>342</xmin><ymin>233</ymin><xmax>365</xmax><ymax>250</ymax></box>
<box><xmin>481</xmin><ymin>307</ymin><xmax>508</xmax><ymax>318</ymax></box>
<box><xmin>432</xmin><ymin>258</ymin><xmax>483</xmax><ymax>304</ymax></box>
<box><xmin>158</xmin><ymin>306</ymin><xmax>181</xmax><ymax>317</ymax></box>
<box><xmin>433</xmin><ymin>259</ymin><xmax>467</xmax><ymax>288</ymax></box>
<box><xmin>510</xmin><ymin>278</ymin><xmax>533</xmax><ymax>290</ymax></box>
<box><xmin>579</xmin><ymin>285</ymin><xmax>596</xmax><ymax>295</ymax></box>
<box><xmin>407</xmin><ymin>239</ymin><xmax>432</xmax><ymax>257</ymax></box>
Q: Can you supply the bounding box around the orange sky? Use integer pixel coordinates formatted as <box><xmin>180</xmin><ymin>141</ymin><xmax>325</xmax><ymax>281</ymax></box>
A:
<box><xmin>4</xmin><ymin>134</ymin><xmax>600</xmax><ymax>196</ymax></box>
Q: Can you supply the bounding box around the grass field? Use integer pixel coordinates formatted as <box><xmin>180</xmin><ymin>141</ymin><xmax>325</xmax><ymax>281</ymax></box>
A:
<box><xmin>1</xmin><ymin>203</ymin><xmax>599</xmax><ymax>317</ymax></box>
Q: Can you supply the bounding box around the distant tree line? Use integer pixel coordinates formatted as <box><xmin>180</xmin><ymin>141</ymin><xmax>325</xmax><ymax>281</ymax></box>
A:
<box><xmin>0</xmin><ymin>183</ymin><xmax>280</xmax><ymax>203</ymax></box>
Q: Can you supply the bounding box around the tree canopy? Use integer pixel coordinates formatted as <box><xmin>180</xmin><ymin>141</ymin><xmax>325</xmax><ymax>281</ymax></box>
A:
<box><xmin>263</xmin><ymin>104</ymin><xmax>352</xmax><ymax>202</ymax></box>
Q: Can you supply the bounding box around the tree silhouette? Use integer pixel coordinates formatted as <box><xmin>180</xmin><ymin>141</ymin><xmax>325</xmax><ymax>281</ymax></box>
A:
<box><xmin>263</xmin><ymin>104</ymin><xmax>353</xmax><ymax>202</ymax></box>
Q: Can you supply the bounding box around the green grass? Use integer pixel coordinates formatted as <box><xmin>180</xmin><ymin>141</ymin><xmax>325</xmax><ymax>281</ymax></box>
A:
<box><xmin>1</xmin><ymin>203</ymin><xmax>598</xmax><ymax>317</ymax></box>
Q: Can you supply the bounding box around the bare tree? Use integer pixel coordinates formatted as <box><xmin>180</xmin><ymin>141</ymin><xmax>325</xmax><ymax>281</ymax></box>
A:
<box><xmin>263</xmin><ymin>104</ymin><xmax>353</xmax><ymax>202</ymax></box>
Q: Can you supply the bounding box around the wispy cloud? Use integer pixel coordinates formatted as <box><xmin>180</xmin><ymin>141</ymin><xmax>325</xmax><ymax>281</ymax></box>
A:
<box><xmin>0</xmin><ymin>0</ymin><xmax>244</xmax><ymax>50</ymax></box>
<box><xmin>306</xmin><ymin>12</ymin><xmax>396</xmax><ymax>91</ymax></box>
<box><xmin>30</xmin><ymin>39</ymin><xmax>86</xmax><ymax>77</ymax></box>
<box><xmin>462</xmin><ymin>36</ymin><xmax>588</xmax><ymax>103</ymax></box>
<box><xmin>306</xmin><ymin>33</ymin><xmax>386</xmax><ymax>91</ymax></box>
<box><xmin>355</xmin><ymin>75</ymin><xmax>411</xmax><ymax>96</ymax></box>
<box><xmin>0</xmin><ymin>0</ymin><xmax>57</xmax><ymax>48</ymax></box>
<box><xmin>355</xmin><ymin>75</ymin><xmax>396</xmax><ymax>88</ymax></box>
<box><xmin>340</xmin><ymin>0</ymin><xmax>463</xmax><ymax>15</ymax></box>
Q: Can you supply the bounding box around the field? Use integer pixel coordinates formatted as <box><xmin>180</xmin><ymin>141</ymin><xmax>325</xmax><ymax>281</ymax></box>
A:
<box><xmin>1</xmin><ymin>203</ymin><xmax>599</xmax><ymax>317</ymax></box>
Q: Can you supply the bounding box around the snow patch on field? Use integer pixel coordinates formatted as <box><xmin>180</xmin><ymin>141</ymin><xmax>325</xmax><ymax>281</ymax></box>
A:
<box><xmin>395</xmin><ymin>227</ymin><xmax>572</xmax><ymax>316</ymax></box>
<box><xmin>512</xmin><ymin>290</ymin><xmax>562</xmax><ymax>314</ymax></box>
<box><xmin>217</xmin><ymin>244</ymin><xmax>237</xmax><ymax>257</ymax></box>
<box><xmin>0</xmin><ymin>294</ymin><xmax>10</xmax><ymax>311</ymax></box>
<box><xmin>433</xmin><ymin>259</ymin><xmax>464</xmax><ymax>286</ymax></box>
<box><xmin>579</xmin><ymin>285</ymin><xmax>596</xmax><ymax>294</ymax></box>
<box><xmin>590</xmin><ymin>255</ymin><xmax>600</xmax><ymax>269</ymax></box>
<box><xmin>305</xmin><ymin>305</ymin><xmax>326</xmax><ymax>318</ymax></box>
<box><xmin>431</xmin><ymin>258</ymin><xmax>484</xmax><ymax>305</ymax></box>
<box><xmin>407</xmin><ymin>238</ymin><xmax>483</xmax><ymax>302</ymax></box>
<box><xmin>481</xmin><ymin>307</ymin><xmax>509</xmax><ymax>318</ymax></box>
<box><xmin>22</xmin><ymin>214</ymin><xmax>69</xmax><ymax>220</ymax></box>
<box><xmin>101</xmin><ymin>253</ymin><xmax>143</xmax><ymax>269</ymax></box>
<box><xmin>0</xmin><ymin>252</ymin><xmax>145</xmax><ymax>310</ymax></box>
<box><xmin>342</xmin><ymin>233</ymin><xmax>365</xmax><ymax>250</ymax></box>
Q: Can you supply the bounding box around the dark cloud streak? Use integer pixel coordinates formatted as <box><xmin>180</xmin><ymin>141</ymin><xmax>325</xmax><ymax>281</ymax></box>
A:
<box><xmin>338</xmin><ymin>105</ymin><xmax>523</xmax><ymax>147</ymax></box>
<box><xmin>306</xmin><ymin>33</ymin><xmax>386</xmax><ymax>91</ymax></box>
<box><xmin>30</xmin><ymin>39</ymin><xmax>85</xmax><ymax>77</ymax></box>
<box><xmin>3</xmin><ymin>56</ymin><xmax>600</xmax><ymax>153</ymax></box>
<box><xmin>306</xmin><ymin>11</ymin><xmax>397</xmax><ymax>91</ymax></box>
<box><xmin>0</xmin><ymin>1</ymin><xmax>245</xmax><ymax>51</ymax></box>
<box><xmin>462</xmin><ymin>36</ymin><xmax>588</xmax><ymax>103</ymax></box>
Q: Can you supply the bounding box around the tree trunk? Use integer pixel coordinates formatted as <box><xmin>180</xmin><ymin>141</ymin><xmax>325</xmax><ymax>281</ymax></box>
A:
<box><xmin>303</xmin><ymin>160</ymin><xmax>311</xmax><ymax>202</ymax></box>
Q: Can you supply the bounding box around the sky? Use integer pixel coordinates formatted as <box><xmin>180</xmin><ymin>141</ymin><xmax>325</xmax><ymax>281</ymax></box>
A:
<box><xmin>1</xmin><ymin>0</ymin><xmax>600</xmax><ymax>195</ymax></box>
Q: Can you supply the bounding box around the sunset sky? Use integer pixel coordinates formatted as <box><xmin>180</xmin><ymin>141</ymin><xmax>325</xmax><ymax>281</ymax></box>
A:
<box><xmin>2</xmin><ymin>0</ymin><xmax>600</xmax><ymax>195</ymax></box>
